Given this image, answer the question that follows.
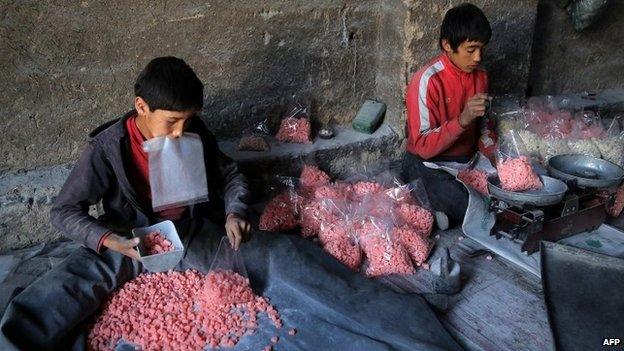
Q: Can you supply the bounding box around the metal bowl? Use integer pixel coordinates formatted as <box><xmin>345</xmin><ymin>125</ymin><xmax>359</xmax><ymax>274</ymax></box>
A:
<box><xmin>488</xmin><ymin>175</ymin><xmax>568</xmax><ymax>207</ymax></box>
<box><xmin>548</xmin><ymin>154</ymin><xmax>624</xmax><ymax>188</ymax></box>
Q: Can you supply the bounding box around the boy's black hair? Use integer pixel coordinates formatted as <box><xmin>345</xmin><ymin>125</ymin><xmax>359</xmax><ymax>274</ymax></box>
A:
<box><xmin>134</xmin><ymin>57</ymin><xmax>204</xmax><ymax>112</ymax></box>
<box><xmin>439</xmin><ymin>3</ymin><xmax>491</xmax><ymax>52</ymax></box>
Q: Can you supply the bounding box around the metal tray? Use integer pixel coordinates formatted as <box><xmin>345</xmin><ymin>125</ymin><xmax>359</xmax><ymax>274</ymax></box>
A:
<box><xmin>488</xmin><ymin>175</ymin><xmax>568</xmax><ymax>207</ymax></box>
<box><xmin>132</xmin><ymin>220</ymin><xmax>184</xmax><ymax>272</ymax></box>
<box><xmin>548</xmin><ymin>154</ymin><xmax>624</xmax><ymax>189</ymax></box>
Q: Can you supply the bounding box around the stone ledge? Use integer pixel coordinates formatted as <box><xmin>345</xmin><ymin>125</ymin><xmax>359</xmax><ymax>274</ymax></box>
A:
<box><xmin>219</xmin><ymin>123</ymin><xmax>403</xmax><ymax>200</ymax></box>
<box><xmin>219</xmin><ymin>123</ymin><xmax>398</xmax><ymax>163</ymax></box>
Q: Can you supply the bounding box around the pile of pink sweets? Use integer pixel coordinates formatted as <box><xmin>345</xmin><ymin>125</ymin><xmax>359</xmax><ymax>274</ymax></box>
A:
<box><xmin>88</xmin><ymin>269</ymin><xmax>296</xmax><ymax>351</ymax></box>
<box><xmin>143</xmin><ymin>232</ymin><xmax>175</xmax><ymax>256</ymax></box>
<box><xmin>259</xmin><ymin>165</ymin><xmax>434</xmax><ymax>277</ymax></box>
<box><xmin>457</xmin><ymin>169</ymin><xmax>489</xmax><ymax>195</ymax></box>
<box><xmin>496</xmin><ymin>156</ymin><xmax>542</xmax><ymax>192</ymax></box>
<box><xmin>275</xmin><ymin>117</ymin><xmax>312</xmax><ymax>144</ymax></box>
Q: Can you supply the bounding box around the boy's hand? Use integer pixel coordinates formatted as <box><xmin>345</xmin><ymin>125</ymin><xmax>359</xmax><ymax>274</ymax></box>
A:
<box><xmin>460</xmin><ymin>93</ymin><xmax>491</xmax><ymax>127</ymax></box>
<box><xmin>225</xmin><ymin>213</ymin><xmax>252</xmax><ymax>251</ymax></box>
<box><xmin>103</xmin><ymin>233</ymin><xmax>141</xmax><ymax>261</ymax></box>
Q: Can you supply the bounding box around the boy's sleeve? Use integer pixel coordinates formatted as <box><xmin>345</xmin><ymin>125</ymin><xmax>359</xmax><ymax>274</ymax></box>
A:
<box><xmin>217</xmin><ymin>149</ymin><xmax>250</xmax><ymax>217</ymax></box>
<box><xmin>50</xmin><ymin>142</ymin><xmax>113</xmax><ymax>252</ymax></box>
<box><xmin>203</xmin><ymin>132</ymin><xmax>249</xmax><ymax>217</ymax></box>
<box><xmin>405</xmin><ymin>76</ymin><xmax>465</xmax><ymax>160</ymax></box>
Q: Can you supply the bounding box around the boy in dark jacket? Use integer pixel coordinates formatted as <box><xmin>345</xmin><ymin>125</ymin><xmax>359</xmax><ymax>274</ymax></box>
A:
<box><xmin>0</xmin><ymin>57</ymin><xmax>251</xmax><ymax>349</ymax></box>
<box><xmin>402</xmin><ymin>3</ymin><xmax>496</xmax><ymax>228</ymax></box>
<box><xmin>51</xmin><ymin>56</ymin><xmax>251</xmax><ymax>254</ymax></box>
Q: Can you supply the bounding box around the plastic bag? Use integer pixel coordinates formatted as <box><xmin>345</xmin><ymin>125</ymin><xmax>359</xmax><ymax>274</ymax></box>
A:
<box><xmin>594</xmin><ymin>116</ymin><xmax>624</xmax><ymax>166</ymax></box>
<box><xmin>515</xmin><ymin>130</ymin><xmax>542</xmax><ymax>160</ymax></box>
<box><xmin>197</xmin><ymin>238</ymin><xmax>254</xmax><ymax>343</ymax></box>
<box><xmin>275</xmin><ymin>101</ymin><xmax>312</xmax><ymax>144</ymax></box>
<box><xmin>259</xmin><ymin>176</ymin><xmax>302</xmax><ymax>232</ymax></box>
<box><xmin>495</xmin><ymin>131</ymin><xmax>542</xmax><ymax>192</ymax></box>
<box><xmin>357</xmin><ymin>218</ymin><xmax>415</xmax><ymax>277</ymax></box>
<box><xmin>299</xmin><ymin>198</ymin><xmax>341</xmax><ymax>238</ymax></box>
<box><xmin>319</xmin><ymin>219</ymin><xmax>363</xmax><ymax>271</ymax></box>
<box><xmin>209</xmin><ymin>236</ymin><xmax>249</xmax><ymax>279</ymax></box>
<box><xmin>538</xmin><ymin>135</ymin><xmax>571</xmax><ymax>162</ymax></box>
<box><xmin>392</xmin><ymin>225</ymin><xmax>431</xmax><ymax>266</ymax></box>
<box><xmin>566</xmin><ymin>110</ymin><xmax>603</xmax><ymax>158</ymax></box>
<box><xmin>299</xmin><ymin>164</ymin><xmax>331</xmax><ymax>189</ymax></box>
<box><xmin>457</xmin><ymin>168</ymin><xmax>490</xmax><ymax>196</ymax></box>
<box><xmin>142</xmin><ymin>133</ymin><xmax>209</xmax><ymax>211</ymax></box>
<box><xmin>238</xmin><ymin>118</ymin><xmax>271</xmax><ymax>152</ymax></box>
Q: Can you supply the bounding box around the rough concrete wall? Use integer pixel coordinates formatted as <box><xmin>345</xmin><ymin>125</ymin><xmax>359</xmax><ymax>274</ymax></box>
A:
<box><xmin>0</xmin><ymin>0</ymin><xmax>381</xmax><ymax>171</ymax></box>
<box><xmin>374</xmin><ymin>0</ymin><xmax>408</xmax><ymax>132</ymax></box>
<box><xmin>527</xmin><ymin>0</ymin><xmax>624</xmax><ymax>96</ymax></box>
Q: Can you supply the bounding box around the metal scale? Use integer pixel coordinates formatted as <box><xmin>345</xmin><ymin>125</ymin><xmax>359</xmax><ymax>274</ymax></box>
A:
<box><xmin>488</xmin><ymin>154</ymin><xmax>624</xmax><ymax>254</ymax></box>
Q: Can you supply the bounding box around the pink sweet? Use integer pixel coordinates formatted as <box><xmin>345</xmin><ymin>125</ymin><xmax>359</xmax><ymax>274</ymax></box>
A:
<box><xmin>259</xmin><ymin>193</ymin><xmax>298</xmax><ymax>232</ymax></box>
<box><xmin>288</xmin><ymin>328</ymin><xmax>297</xmax><ymax>336</ymax></box>
<box><xmin>395</xmin><ymin>203</ymin><xmax>434</xmax><ymax>236</ymax></box>
<box><xmin>323</xmin><ymin>236</ymin><xmax>363</xmax><ymax>270</ymax></box>
<box><xmin>276</xmin><ymin>117</ymin><xmax>312</xmax><ymax>144</ymax></box>
<box><xmin>350</xmin><ymin>181</ymin><xmax>385</xmax><ymax>201</ymax></box>
<box><xmin>300</xmin><ymin>165</ymin><xmax>331</xmax><ymax>188</ymax></box>
<box><xmin>271</xmin><ymin>336</ymin><xmax>279</xmax><ymax>343</ymax></box>
<box><xmin>87</xmin><ymin>270</ymin><xmax>285</xmax><ymax>351</ymax></box>
<box><xmin>318</xmin><ymin>220</ymin><xmax>350</xmax><ymax>246</ymax></box>
<box><xmin>143</xmin><ymin>232</ymin><xmax>174</xmax><ymax>256</ymax></box>
<box><xmin>360</xmin><ymin>235</ymin><xmax>415</xmax><ymax>277</ymax></box>
<box><xmin>392</xmin><ymin>225</ymin><xmax>431</xmax><ymax>265</ymax></box>
<box><xmin>497</xmin><ymin>156</ymin><xmax>542</xmax><ymax>192</ymax></box>
<box><xmin>299</xmin><ymin>199</ymin><xmax>339</xmax><ymax>238</ymax></box>
<box><xmin>457</xmin><ymin>169</ymin><xmax>490</xmax><ymax>196</ymax></box>
<box><xmin>314</xmin><ymin>183</ymin><xmax>349</xmax><ymax>200</ymax></box>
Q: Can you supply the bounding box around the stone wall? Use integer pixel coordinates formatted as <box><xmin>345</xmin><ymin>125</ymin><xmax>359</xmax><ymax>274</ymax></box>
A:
<box><xmin>528</xmin><ymin>0</ymin><xmax>624</xmax><ymax>95</ymax></box>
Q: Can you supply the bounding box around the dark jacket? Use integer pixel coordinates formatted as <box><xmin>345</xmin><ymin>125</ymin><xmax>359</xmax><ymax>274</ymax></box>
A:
<box><xmin>50</xmin><ymin>110</ymin><xmax>249</xmax><ymax>252</ymax></box>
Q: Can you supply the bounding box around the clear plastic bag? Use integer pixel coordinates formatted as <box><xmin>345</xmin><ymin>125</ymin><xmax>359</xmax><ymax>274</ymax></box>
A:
<box><xmin>209</xmin><ymin>236</ymin><xmax>249</xmax><ymax>278</ymax></box>
<box><xmin>238</xmin><ymin>118</ymin><xmax>271</xmax><ymax>152</ymax></box>
<box><xmin>200</xmin><ymin>237</ymin><xmax>254</xmax><ymax>308</ymax></box>
<box><xmin>594</xmin><ymin>116</ymin><xmax>623</xmax><ymax>166</ymax></box>
<box><xmin>566</xmin><ymin>110</ymin><xmax>604</xmax><ymax>158</ymax></box>
<box><xmin>357</xmin><ymin>218</ymin><xmax>415</xmax><ymax>277</ymax></box>
<box><xmin>391</xmin><ymin>225</ymin><xmax>432</xmax><ymax>266</ymax></box>
<box><xmin>319</xmin><ymin>219</ymin><xmax>363</xmax><ymax>271</ymax></box>
<box><xmin>259</xmin><ymin>176</ymin><xmax>302</xmax><ymax>232</ymax></box>
<box><xmin>538</xmin><ymin>135</ymin><xmax>571</xmax><ymax>162</ymax></box>
<box><xmin>495</xmin><ymin>131</ymin><xmax>542</xmax><ymax>192</ymax></box>
<box><xmin>142</xmin><ymin>133</ymin><xmax>209</xmax><ymax>211</ymax></box>
<box><xmin>275</xmin><ymin>100</ymin><xmax>312</xmax><ymax>144</ymax></box>
<box><xmin>516</xmin><ymin>130</ymin><xmax>543</xmax><ymax>160</ymax></box>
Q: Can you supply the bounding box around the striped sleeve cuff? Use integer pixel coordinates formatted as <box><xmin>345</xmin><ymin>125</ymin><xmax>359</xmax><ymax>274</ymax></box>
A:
<box><xmin>96</xmin><ymin>231</ymin><xmax>113</xmax><ymax>254</ymax></box>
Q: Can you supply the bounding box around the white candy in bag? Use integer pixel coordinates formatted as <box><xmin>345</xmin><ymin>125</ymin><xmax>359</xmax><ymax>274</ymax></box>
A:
<box><xmin>142</xmin><ymin>133</ymin><xmax>209</xmax><ymax>212</ymax></box>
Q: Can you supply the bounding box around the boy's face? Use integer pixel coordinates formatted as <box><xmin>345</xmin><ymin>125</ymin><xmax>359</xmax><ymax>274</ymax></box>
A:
<box><xmin>442</xmin><ymin>39</ymin><xmax>486</xmax><ymax>73</ymax></box>
<box><xmin>134</xmin><ymin>97</ymin><xmax>197</xmax><ymax>139</ymax></box>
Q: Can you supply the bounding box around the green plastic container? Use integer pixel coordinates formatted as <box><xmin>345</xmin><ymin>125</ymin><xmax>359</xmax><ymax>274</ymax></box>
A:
<box><xmin>352</xmin><ymin>100</ymin><xmax>386</xmax><ymax>134</ymax></box>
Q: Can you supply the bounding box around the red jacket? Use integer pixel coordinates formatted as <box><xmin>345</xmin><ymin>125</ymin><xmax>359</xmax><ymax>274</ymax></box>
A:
<box><xmin>405</xmin><ymin>53</ymin><xmax>496</xmax><ymax>160</ymax></box>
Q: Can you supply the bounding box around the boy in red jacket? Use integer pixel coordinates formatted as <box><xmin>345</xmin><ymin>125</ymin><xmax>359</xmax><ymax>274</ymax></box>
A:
<box><xmin>402</xmin><ymin>3</ymin><xmax>496</xmax><ymax>228</ymax></box>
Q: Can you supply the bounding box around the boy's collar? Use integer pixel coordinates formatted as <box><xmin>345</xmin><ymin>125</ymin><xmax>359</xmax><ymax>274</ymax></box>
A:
<box><xmin>440</xmin><ymin>52</ymin><xmax>471</xmax><ymax>77</ymax></box>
